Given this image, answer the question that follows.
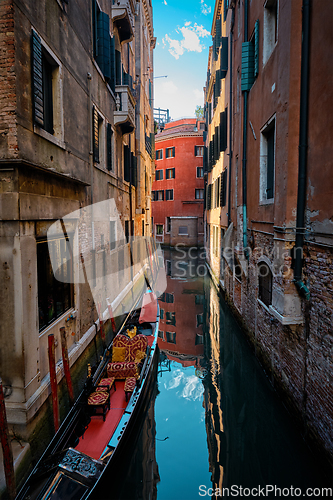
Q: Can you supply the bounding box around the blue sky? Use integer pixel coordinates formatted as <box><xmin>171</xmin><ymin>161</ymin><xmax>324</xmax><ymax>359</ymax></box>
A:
<box><xmin>152</xmin><ymin>0</ymin><xmax>215</xmax><ymax>120</ymax></box>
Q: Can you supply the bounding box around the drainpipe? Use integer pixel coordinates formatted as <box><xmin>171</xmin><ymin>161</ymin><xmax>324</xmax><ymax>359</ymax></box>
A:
<box><xmin>294</xmin><ymin>0</ymin><xmax>311</xmax><ymax>301</ymax></box>
<box><xmin>227</xmin><ymin>7</ymin><xmax>235</xmax><ymax>227</ymax></box>
<box><xmin>242</xmin><ymin>0</ymin><xmax>249</xmax><ymax>257</ymax></box>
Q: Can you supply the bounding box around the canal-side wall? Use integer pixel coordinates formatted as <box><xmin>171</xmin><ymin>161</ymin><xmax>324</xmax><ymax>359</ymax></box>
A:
<box><xmin>206</xmin><ymin>251</ymin><xmax>333</xmax><ymax>475</ymax></box>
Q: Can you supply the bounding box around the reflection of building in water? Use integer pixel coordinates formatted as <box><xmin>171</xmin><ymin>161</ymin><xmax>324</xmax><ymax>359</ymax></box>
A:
<box><xmin>157</xmin><ymin>248</ymin><xmax>205</xmax><ymax>367</ymax></box>
<box><xmin>202</xmin><ymin>277</ymin><xmax>330</xmax><ymax>490</ymax></box>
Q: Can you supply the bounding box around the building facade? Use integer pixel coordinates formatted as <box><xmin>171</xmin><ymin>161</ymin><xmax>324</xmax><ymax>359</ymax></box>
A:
<box><xmin>0</xmin><ymin>0</ymin><xmax>155</xmax><ymax>467</ymax></box>
<box><xmin>151</xmin><ymin>118</ymin><xmax>205</xmax><ymax>247</ymax></box>
<box><xmin>204</xmin><ymin>0</ymin><xmax>333</xmax><ymax>466</ymax></box>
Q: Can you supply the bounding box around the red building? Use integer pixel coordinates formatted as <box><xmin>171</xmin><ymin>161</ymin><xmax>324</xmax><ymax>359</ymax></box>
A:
<box><xmin>152</xmin><ymin>118</ymin><xmax>205</xmax><ymax>246</ymax></box>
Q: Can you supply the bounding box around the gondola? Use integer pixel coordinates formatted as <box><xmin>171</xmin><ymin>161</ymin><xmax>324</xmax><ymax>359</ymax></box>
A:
<box><xmin>16</xmin><ymin>288</ymin><xmax>160</xmax><ymax>500</ymax></box>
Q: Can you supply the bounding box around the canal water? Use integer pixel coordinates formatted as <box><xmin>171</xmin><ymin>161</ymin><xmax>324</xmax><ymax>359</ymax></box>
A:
<box><xmin>115</xmin><ymin>248</ymin><xmax>330</xmax><ymax>500</ymax></box>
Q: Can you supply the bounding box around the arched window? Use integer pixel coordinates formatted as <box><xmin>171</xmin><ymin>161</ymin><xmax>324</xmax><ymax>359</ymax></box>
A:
<box><xmin>258</xmin><ymin>262</ymin><xmax>273</xmax><ymax>306</ymax></box>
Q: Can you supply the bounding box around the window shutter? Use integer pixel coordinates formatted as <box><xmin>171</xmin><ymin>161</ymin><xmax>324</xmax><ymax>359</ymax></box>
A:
<box><xmin>92</xmin><ymin>0</ymin><xmax>98</xmax><ymax>58</ymax></box>
<box><xmin>194</xmin><ymin>145</ymin><xmax>197</xmax><ymax>156</ymax></box>
<box><xmin>110</xmin><ymin>36</ymin><xmax>116</xmax><ymax>92</ymax></box>
<box><xmin>150</xmin><ymin>133</ymin><xmax>155</xmax><ymax>160</ymax></box>
<box><xmin>266</xmin><ymin>126</ymin><xmax>275</xmax><ymax>199</ymax></box>
<box><xmin>93</xmin><ymin>106</ymin><xmax>99</xmax><ymax>163</ymax></box>
<box><xmin>215</xmin><ymin>17</ymin><xmax>221</xmax><ymax>56</ymax></box>
<box><xmin>208</xmin><ymin>184</ymin><xmax>212</xmax><ymax>210</ymax></box>
<box><xmin>241</xmin><ymin>41</ymin><xmax>255</xmax><ymax>91</ymax></box>
<box><xmin>221</xmin><ymin>37</ymin><xmax>228</xmax><ymax>78</ymax></box>
<box><xmin>96</xmin><ymin>12</ymin><xmax>111</xmax><ymax>79</ymax></box>
<box><xmin>107</xmin><ymin>123</ymin><xmax>113</xmax><ymax>171</ymax></box>
<box><xmin>31</xmin><ymin>30</ymin><xmax>44</xmax><ymax>127</ymax></box>
<box><xmin>115</xmin><ymin>50</ymin><xmax>121</xmax><ymax>85</ymax></box>
<box><xmin>203</xmin><ymin>146</ymin><xmax>208</xmax><ymax>173</ymax></box>
<box><xmin>254</xmin><ymin>20</ymin><xmax>259</xmax><ymax>78</ymax></box>
<box><xmin>172</xmin><ymin>146</ymin><xmax>175</xmax><ymax>157</ymax></box>
<box><xmin>124</xmin><ymin>145</ymin><xmax>130</xmax><ymax>182</ymax></box>
<box><xmin>224</xmin><ymin>107</ymin><xmax>228</xmax><ymax>151</ymax></box>
<box><xmin>224</xmin><ymin>0</ymin><xmax>228</xmax><ymax>22</ymax></box>
<box><xmin>162</xmin><ymin>190</ymin><xmax>164</xmax><ymax>201</ymax></box>
<box><xmin>131</xmin><ymin>153</ymin><xmax>137</xmax><ymax>187</ymax></box>
<box><xmin>214</xmin><ymin>126</ymin><xmax>219</xmax><ymax>162</ymax></box>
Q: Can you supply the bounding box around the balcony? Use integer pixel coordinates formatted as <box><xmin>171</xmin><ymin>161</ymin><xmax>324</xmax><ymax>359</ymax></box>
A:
<box><xmin>114</xmin><ymin>85</ymin><xmax>135</xmax><ymax>134</ymax></box>
<box><xmin>112</xmin><ymin>0</ymin><xmax>135</xmax><ymax>44</ymax></box>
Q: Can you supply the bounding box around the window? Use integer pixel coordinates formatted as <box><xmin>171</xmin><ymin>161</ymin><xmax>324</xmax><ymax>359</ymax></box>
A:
<box><xmin>92</xmin><ymin>107</ymin><xmax>105</xmax><ymax>164</ymax></box>
<box><xmin>31</xmin><ymin>30</ymin><xmax>62</xmax><ymax>139</ymax></box>
<box><xmin>178</xmin><ymin>226</ymin><xmax>188</xmax><ymax>235</ymax></box>
<box><xmin>165</xmin><ymin>331</ymin><xmax>176</xmax><ymax>343</ymax></box>
<box><xmin>258</xmin><ymin>262</ymin><xmax>273</xmax><ymax>306</ymax></box>
<box><xmin>195</xmin><ymin>145</ymin><xmax>204</xmax><ymax>156</ymax></box>
<box><xmin>195</xmin><ymin>333</ymin><xmax>204</xmax><ymax>345</ymax></box>
<box><xmin>160</xmin><ymin>308</ymin><xmax>164</xmax><ymax>319</ymax></box>
<box><xmin>166</xmin><ymin>217</ymin><xmax>171</xmax><ymax>233</ymax></box>
<box><xmin>156</xmin><ymin>149</ymin><xmax>163</xmax><ymax>160</ymax></box>
<box><xmin>165</xmin><ymin>147</ymin><xmax>175</xmax><ymax>158</ymax></box>
<box><xmin>158</xmin><ymin>330</ymin><xmax>164</xmax><ymax>340</ymax></box>
<box><xmin>195</xmin><ymin>189</ymin><xmax>204</xmax><ymax>200</ymax></box>
<box><xmin>196</xmin><ymin>314</ymin><xmax>204</xmax><ymax>327</ymax></box>
<box><xmin>166</xmin><ymin>189</ymin><xmax>173</xmax><ymax>201</ymax></box>
<box><xmin>152</xmin><ymin>190</ymin><xmax>164</xmax><ymax>201</ymax></box>
<box><xmin>166</xmin><ymin>312</ymin><xmax>176</xmax><ymax>326</ymax></box>
<box><xmin>37</xmin><ymin>238</ymin><xmax>73</xmax><ymax>331</ymax></box>
<box><xmin>155</xmin><ymin>170</ymin><xmax>163</xmax><ymax>181</ymax></box>
<box><xmin>107</xmin><ymin>123</ymin><xmax>114</xmax><ymax>171</ymax></box>
<box><xmin>212</xmin><ymin>226</ymin><xmax>219</xmax><ymax>257</ymax></box>
<box><xmin>166</xmin><ymin>168</ymin><xmax>175</xmax><ymax>179</ymax></box>
<box><xmin>165</xmin><ymin>293</ymin><xmax>174</xmax><ymax>303</ymax></box>
<box><xmin>197</xmin><ymin>167</ymin><xmax>204</xmax><ymax>178</ymax></box>
<box><xmin>92</xmin><ymin>1</ymin><xmax>112</xmax><ymax>81</ymax></box>
<box><xmin>260</xmin><ymin>118</ymin><xmax>275</xmax><ymax>202</ymax></box>
<box><xmin>263</xmin><ymin>0</ymin><xmax>278</xmax><ymax>65</ymax></box>
<box><xmin>156</xmin><ymin>224</ymin><xmax>163</xmax><ymax>235</ymax></box>
<box><xmin>166</xmin><ymin>260</ymin><xmax>171</xmax><ymax>276</ymax></box>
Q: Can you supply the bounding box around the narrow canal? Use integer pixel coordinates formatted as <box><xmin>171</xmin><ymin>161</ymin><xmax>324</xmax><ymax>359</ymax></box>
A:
<box><xmin>114</xmin><ymin>248</ymin><xmax>330</xmax><ymax>499</ymax></box>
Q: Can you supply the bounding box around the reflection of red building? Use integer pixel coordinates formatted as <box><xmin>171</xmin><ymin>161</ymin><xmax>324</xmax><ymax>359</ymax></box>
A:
<box><xmin>152</xmin><ymin>119</ymin><xmax>205</xmax><ymax>247</ymax></box>
<box><xmin>157</xmin><ymin>253</ymin><xmax>205</xmax><ymax>366</ymax></box>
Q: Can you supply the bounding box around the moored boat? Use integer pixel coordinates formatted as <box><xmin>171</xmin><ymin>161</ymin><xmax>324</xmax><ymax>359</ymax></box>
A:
<box><xmin>16</xmin><ymin>289</ymin><xmax>160</xmax><ymax>500</ymax></box>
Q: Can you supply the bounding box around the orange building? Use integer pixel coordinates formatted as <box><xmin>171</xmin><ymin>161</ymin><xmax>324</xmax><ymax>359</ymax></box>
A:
<box><xmin>152</xmin><ymin>119</ymin><xmax>205</xmax><ymax>247</ymax></box>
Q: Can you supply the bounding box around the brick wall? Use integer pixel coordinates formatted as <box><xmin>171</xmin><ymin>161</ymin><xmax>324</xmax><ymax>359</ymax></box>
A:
<box><xmin>0</xmin><ymin>0</ymin><xmax>17</xmax><ymax>158</ymax></box>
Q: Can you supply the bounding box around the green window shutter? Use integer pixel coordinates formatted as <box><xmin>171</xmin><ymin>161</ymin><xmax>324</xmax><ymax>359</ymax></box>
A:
<box><xmin>203</xmin><ymin>146</ymin><xmax>208</xmax><ymax>173</ymax></box>
<box><xmin>266</xmin><ymin>124</ymin><xmax>275</xmax><ymax>199</ymax></box>
<box><xmin>150</xmin><ymin>133</ymin><xmax>155</xmax><ymax>160</ymax></box>
<box><xmin>110</xmin><ymin>36</ymin><xmax>116</xmax><ymax>92</ymax></box>
<box><xmin>221</xmin><ymin>37</ymin><xmax>228</xmax><ymax>78</ymax></box>
<box><xmin>93</xmin><ymin>106</ymin><xmax>99</xmax><ymax>163</ymax></box>
<box><xmin>31</xmin><ymin>30</ymin><xmax>44</xmax><ymax>127</ymax></box>
<box><xmin>92</xmin><ymin>0</ymin><xmax>98</xmax><ymax>58</ymax></box>
<box><xmin>132</xmin><ymin>155</ymin><xmax>137</xmax><ymax>188</ymax></box>
<box><xmin>254</xmin><ymin>20</ymin><xmax>259</xmax><ymax>78</ymax></box>
<box><xmin>215</xmin><ymin>17</ymin><xmax>221</xmax><ymax>55</ymax></box>
<box><xmin>214</xmin><ymin>126</ymin><xmax>219</xmax><ymax>162</ymax></box>
<box><xmin>96</xmin><ymin>12</ymin><xmax>110</xmax><ymax>79</ymax></box>
<box><xmin>172</xmin><ymin>168</ymin><xmax>175</xmax><ymax>178</ymax></box>
<box><xmin>115</xmin><ymin>50</ymin><xmax>121</xmax><ymax>85</ymax></box>
<box><xmin>224</xmin><ymin>0</ymin><xmax>228</xmax><ymax>22</ymax></box>
<box><xmin>224</xmin><ymin>107</ymin><xmax>228</xmax><ymax>151</ymax></box>
<box><xmin>220</xmin><ymin>111</ymin><xmax>225</xmax><ymax>152</ymax></box>
<box><xmin>172</xmin><ymin>146</ymin><xmax>175</xmax><ymax>157</ymax></box>
<box><xmin>107</xmin><ymin>123</ymin><xmax>113</xmax><ymax>171</ymax></box>
<box><xmin>241</xmin><ymin>41</ymin><xmax>255</xmax><ymax>91</ymax></box>
<box><xmin>124</xmin><ymin>145</ymin><xmax>130</xmax><ymax>182</ymax></box>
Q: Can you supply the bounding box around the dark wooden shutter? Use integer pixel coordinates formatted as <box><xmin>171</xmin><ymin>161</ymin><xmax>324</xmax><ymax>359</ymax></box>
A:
<box><xmin>172</xmin><ymin>168</ymin><xmax>175</xmax><ymax>178</ymax></box>
<box><xmin>214</xmin><ymin>126</ymin><xmax>219</xmax><ymax>162</ymax></box>
<box><xmin>131</xmin><ymin>153</ymin><xmax>137</xmax><ymax>187</ymax></box>
<box><xmin>172</xmin><ymin>146</ymin><xmax>175</xmax><ymax>157</ymax></box>
<box><xmin>254</xmin><ymin>20</ymin><xmax>259</xmax><ymax>78</ymax></box>
<box><xmin>107</xmin><ymin>123</ymin><xmax>113</xmax><ymax>171</ymax></box>
<box><xmin>241</xmin><ymin>41</ymin><xmax>255</xmax><ymax>91</ymax></box>
<box><xmin>115</xmin><ymin>50</ymin><xmax>121</xmax><ymax>85</ymax></box>
<box><xmin>96</xmin><ymin>12</ymin><xmax>110</xmax><ymax>79</ymax></box>
<box><xmin>207</xmin><ymin>184</ymin><xmax>212</xmax><ymax>210</ymax></box>
<box><xmin>93</xmin><ymin>106</ymin><xmax>99</xmax><ymax>163</ymax></box>
<box><xmin>92</xmin><ymin>0</ymin><xmax>98</xmax><ymax>58</ymax></box>
<box><xmin>110</xmin><ymin>36</ymin><xmax>116</xmax><ymax>92</ymax></box>
<box><xmin>221</xmin><ymin>37</ymin><xmax>228</xmax><ymax>78</ymax></box>
<box><xmin>31</xmin><ymin>30</ymin><xmax>44</xmax><ymax>127</ymax></box>
<box><xmin>124</xmin><ymin>145</ymin><xmax>130</xmax><ymax>182</ymax></box>
<box><xmin>215</xmin><ymin>17</ymin><xmax>221</xmax><ymax>52</ymax></box>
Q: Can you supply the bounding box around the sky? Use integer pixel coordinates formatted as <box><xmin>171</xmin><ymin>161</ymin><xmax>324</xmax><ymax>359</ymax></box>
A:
<box><xmin>152</xmin><ymin>0</ymin><xmax>215</xmax><ymax>121</ymax></box>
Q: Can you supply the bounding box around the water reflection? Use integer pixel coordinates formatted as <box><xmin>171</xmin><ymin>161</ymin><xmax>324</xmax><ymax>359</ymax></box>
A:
<box><xmin>203</xmin><ymin>272</ymin><xmax>330</xmax><ymax>491</ymax></box>
<box><xmin>117</xmin><ymin>248</ymin><xmax>330</xmax><ymax>500</ymax></box>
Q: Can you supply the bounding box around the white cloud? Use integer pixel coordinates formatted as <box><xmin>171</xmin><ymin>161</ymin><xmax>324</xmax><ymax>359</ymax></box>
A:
<box><xmin>163</xmin><ymin>0</ymin><xmax>167</xmax><ymax>5</ymax></box>
<box><xmin>163</xmin><ymin>23</ymin><xmax>210</xmax><ymax>60</ymax></box>
<box><xmin>200</xmin><ymin>0</ymin><xmax>211</xmax><ymax>15</ymax></box>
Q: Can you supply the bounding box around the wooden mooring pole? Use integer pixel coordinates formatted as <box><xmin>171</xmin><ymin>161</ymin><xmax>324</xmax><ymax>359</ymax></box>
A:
<box><xmin>60</xmin><ymin>327</ymin><xmax>74</xmax><ymax>406</ymax></box>
<box><xmin>48</xmin><ymin>334</ymin><xmax>59</xmax><ymax>432</ymax></box>
<box><xmin>0</xmin><ymin>378</ymin><xmax>16</xmax><ymax>499</ymax></box>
